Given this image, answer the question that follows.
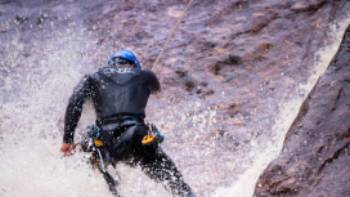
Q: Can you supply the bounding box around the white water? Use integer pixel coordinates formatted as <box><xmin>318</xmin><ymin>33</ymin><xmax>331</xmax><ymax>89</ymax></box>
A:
<box><xmin>0</xmin><ymin>28</ymin><xmax>114</xmax><ymax>197</ymax></box>
<box><xmin>0</xmin><ymin>26</ymin><xmax>217</xmax><ymax>197</ymax></box>
<box><xmin>0</xmin><ymin>12</ymin><xmax>349</xmax><ymax>197</ymax></box>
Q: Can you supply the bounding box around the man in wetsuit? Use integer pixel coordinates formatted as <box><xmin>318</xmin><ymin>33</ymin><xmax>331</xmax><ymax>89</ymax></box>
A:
<box><xmin>60</xmin><ymin>50</ymin><xmax>194</xmax><ymax>197</ymax></box>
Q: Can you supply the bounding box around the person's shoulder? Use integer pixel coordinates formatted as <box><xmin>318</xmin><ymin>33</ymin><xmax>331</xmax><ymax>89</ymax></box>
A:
<box><xmin>89</xmin><ymin>67</ymin><xmax>108</xmax><ymax>80</ymax></box>
<box><xmin>140</xmin><ymin>69</ymin><xmax>160</xmax><ymax>91</ymax></box>
<box><xmin>141</xmin><ymin>69</ymin><xmax>157</xmax><ymax>78</ymax></box>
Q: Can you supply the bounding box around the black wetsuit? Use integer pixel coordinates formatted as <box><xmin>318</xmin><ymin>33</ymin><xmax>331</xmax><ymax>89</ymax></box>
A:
<box><xmin>63</xmin><ymin>66</ymin><xmax>193</xmax><ymax>197</ymax></box>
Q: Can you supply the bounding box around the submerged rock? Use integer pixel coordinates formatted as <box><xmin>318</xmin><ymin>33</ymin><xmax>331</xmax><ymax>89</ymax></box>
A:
<box><xmin>254</xmin><ymin>25</ymin><xmax>350</xmax><ymax>197</ymax></box>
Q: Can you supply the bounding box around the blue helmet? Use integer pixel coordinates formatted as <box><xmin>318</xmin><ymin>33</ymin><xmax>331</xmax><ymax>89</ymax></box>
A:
<box><xmin>107</xmin><ymin>50</ymin><xmax>142</xmax><ymax>71</ymax></box>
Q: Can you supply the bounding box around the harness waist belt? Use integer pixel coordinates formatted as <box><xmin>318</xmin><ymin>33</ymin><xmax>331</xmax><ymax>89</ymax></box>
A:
<box><xmin>97</xmin><ymin>113</ymin><xmax>144</xmax><ymax>126</ymax></box>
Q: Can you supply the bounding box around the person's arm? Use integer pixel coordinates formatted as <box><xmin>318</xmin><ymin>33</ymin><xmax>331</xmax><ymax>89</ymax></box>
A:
<box><xmin>63</xmin><ymin>75</ymin><xmax>94</xmax><ymax>145</ymax></box>
<box><xmin>143</xmin><ymin>70</ymin><xmax>160</xmax><ymax>93</ymax></box>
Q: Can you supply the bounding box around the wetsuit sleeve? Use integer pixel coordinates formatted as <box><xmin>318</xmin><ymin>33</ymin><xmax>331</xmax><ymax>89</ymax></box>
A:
<box><xmin>143</xmin><ymin>70</ymin><xmax>161</xmax><ymax>93</ymax></box>
<box><xmin>63</xmin><ymin>75</ymin><xmax>94</xmax><ymax>144</ymax></box>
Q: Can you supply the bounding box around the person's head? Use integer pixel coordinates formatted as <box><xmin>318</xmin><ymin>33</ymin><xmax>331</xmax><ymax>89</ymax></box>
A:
<box><xmin>107</xmin><ymin>50</ymin><xmax>142</xmax><ymax>71</ymax></box>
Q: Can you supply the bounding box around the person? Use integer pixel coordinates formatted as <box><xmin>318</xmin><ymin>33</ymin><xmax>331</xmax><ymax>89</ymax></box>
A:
<box><xmin>60</xmin><ymin>50</ymin><xmax>194</xmax><ymax>197</ymax></box>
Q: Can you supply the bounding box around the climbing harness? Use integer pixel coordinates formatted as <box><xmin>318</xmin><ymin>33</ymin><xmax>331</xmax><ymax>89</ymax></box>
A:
<box><xmin>150</xmin><ymin>0</ymin><xmax>195</xmax><ymax>72</ymax></box>
<box><xmin>80</xmin><ymin>125</ymin><xmax>120</xmax><ymax>197</ymax></box>
<box><xmin>80</xmin><ymin>123</ymin><xmax>164</xmax><ymax>194</ymax></box>
<box><xmin>142</xmin><ymin>123</ymin><xmax>165</xmax><ymax>145</ymax></box>
<box><xmin>86</xmin><ymin>125</ymin><xmax>104</xmax><ymax>148</ymax></box>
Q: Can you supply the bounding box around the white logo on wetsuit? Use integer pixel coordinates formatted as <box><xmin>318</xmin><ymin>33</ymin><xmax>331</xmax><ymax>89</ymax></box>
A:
<box><xmin>116</xmin><ymin>67</ymin><xmax>135</xmax><ymax>74</ymax></box>
<box><xmin>104</xmin><ymin>67</ymin><xmax>136</xmax><ymax>75</ymax></box>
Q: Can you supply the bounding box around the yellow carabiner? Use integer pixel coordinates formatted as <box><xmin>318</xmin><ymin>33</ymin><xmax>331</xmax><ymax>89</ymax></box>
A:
<box><xmin>142</xmin><ymin>134</ymin><xmax>156</xmax><ymax>145</ymax></box>
<box><xmin>94</xmin><ymin>139</ymin><xmax>104</xmax><ymax>147</ymax></box>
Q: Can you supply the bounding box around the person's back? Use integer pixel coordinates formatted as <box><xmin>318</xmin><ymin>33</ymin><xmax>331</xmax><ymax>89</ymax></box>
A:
<box><xmin>60</xmin><ymin>50</ymin><xmax>194</xmax><ymax>197</ymax></box>
<box><xmin>63</xmin><ymin>50</ymin><xmax>159</xmax><ymax>143</ymax></box>
<box><xmin>90</xmin><ymin>67</ymin><xmax>160</xmax><ymax>121</ymax></box>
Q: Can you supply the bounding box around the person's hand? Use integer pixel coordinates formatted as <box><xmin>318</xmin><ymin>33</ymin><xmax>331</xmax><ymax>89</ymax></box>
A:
<box><xmin>60</xmin><ymin>143</ymin><xmax>74</xmax><ymax>156</ymax></box>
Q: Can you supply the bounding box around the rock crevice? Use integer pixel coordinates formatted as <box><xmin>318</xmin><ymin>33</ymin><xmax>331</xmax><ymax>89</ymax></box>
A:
<box><xmin>255</xmin><ymin>24</ymin><xmax>350</xmax><ymax>197</ymax></box>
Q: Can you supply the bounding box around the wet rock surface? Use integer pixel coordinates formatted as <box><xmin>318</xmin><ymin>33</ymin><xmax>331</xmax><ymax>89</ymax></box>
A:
<box><xmin>0</xmin><ymin>0</ymin><xmax>350</xmax><ymax>196</ymax></box>
<box><xmin>254</xmin><ymin>25</ymin><xmax>350</xmax><ymax>197</ymax></box>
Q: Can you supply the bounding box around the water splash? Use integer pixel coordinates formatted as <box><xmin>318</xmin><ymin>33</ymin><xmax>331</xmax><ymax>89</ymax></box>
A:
<box><xmin>0</xmin><ymin>23</ymin><xmax>218</xmax><ymax>196</ymax></box>
<box><xmin>0</xmin><ymin>25</ymin><xmax>111</xmax><ymax>197</ymax></box>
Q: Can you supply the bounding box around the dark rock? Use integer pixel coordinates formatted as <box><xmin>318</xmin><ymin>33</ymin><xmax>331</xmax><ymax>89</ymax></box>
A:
<box><xmin>175</xmin><ymin>69</ymin><xmax>187</xmax><ymax>78</ymax></box>
<box><xmin>231</xmin><ymin>0</ymin><xmax>249</xmax><ymax>10</ymax></box>
<box><xmin>15</xmin><ymin>15</ymin><xmax>29</xmax><ymax>24</ymax></box>
<box><xmin>242</xmin><ymin>42</ymin><xmax>273</xmax><ymax>62</ymax></box>
<box><xmin>211</xmin><ymin>54</ymin><xmax>242</xmax><ymax>75</ymax></box>
<box><xmin>201</xmin><ymin>89</ymin><xmax>214</xmax><ymax>97</ymax></box>
<box><xmin>184</xmin><ymin>80</ymin><xmax>196</xmax><ymax>92</ymax></box>
<box><xmin>226</xmin><ymin>103</ymin><xmax>241</xmax><ymax>118</ymax></box>
<box><xmin>173</xmin><ymin>69</ymin><xmax>196</xmax><ymax>92</ymax></box>
<box><xmin>37</xmin><ymin>14</ymin><xmax>49</xmax><ymax>25</ymax></box>
<box><xmin>254</xmin><ymin>25</ymin><xmax>350</xmax><ymax>197</ymax></box>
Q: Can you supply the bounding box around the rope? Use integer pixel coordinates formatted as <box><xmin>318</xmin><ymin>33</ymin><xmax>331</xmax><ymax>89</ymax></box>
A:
<box><xmin>150</xmin><ymin>0</ymin><xmax>195</xmax><ymax>71</ymax></box>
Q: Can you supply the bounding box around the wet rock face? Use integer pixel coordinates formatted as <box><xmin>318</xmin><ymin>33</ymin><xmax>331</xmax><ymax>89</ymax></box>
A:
<box><xmin>1</xmin><ymin>0</ymin><xmax>350</xmax><ymax>195</ymax></box>
<box><xmin>254</xmin><ymin>25</ymin><xmax>350</xmax><ymax>197</ymax></box>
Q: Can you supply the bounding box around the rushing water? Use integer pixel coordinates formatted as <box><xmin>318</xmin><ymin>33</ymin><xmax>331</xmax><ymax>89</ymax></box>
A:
<box><xmin>0</xmin><ymin>24</ymin><xmax>216</xmax><ymax>197</ymax></box>
<box><xmin>0</xmin><ymin>8</ymin><xmax>349</xmax><ymax>197</ymax></box>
